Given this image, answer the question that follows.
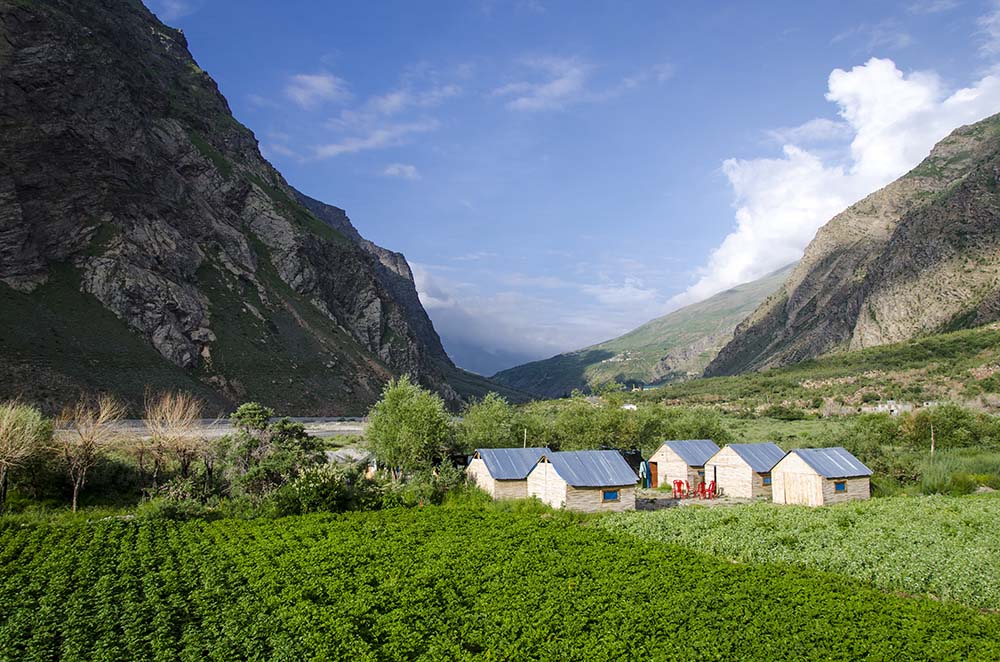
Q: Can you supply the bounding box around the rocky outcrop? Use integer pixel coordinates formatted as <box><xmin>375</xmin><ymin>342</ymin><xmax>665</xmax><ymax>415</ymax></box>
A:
<box><xmin>706</xmin><ymin>114</ymin><xmax>1000</xmax><ymax>377</ymax></box>
<box><xmin>0</xmin><ymin>0</ymin><xmax>463</xmax><ymax>413</ymax></box>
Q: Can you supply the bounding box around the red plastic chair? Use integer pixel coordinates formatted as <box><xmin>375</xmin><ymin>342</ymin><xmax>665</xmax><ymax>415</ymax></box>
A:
<box><xmin>706</xmin><ymin>480</ymin><xmax>717</xmax><ymax>500</ymax></box>
<box><xmin>695</xmin><ymin>482</ymin><xmax>707</xmax><ymax>500</ymax></box>
<box><xmin>672</xmin><ymin>479</ymin><xmax>685</xmax><ymax>499</ymax></box>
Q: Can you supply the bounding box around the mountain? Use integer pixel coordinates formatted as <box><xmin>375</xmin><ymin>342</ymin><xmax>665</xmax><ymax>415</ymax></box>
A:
<box><xmin>491</xmin><ymin>264</ymin><xmax>794</xmax><ymax>398</ymax></box>
<box><xmin>0</xmin><ymin>0</ymin><xmax>515</xmax><ymax>414</ymax></box>
<box><xmin>707</xmin><ymin>112</ymin><xmax>1000</xmax><ymax>377</ymax></box>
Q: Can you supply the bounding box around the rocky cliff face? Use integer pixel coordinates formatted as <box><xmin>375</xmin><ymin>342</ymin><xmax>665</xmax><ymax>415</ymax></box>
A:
<box><xmin>0</xmin><ymin>0</ymin><xmax>462</xmax><ymax>413</ymax></box>
<box><xmin>706</xmin><ymin>113</ymin><xmax>1000</xmax><ymax>377</ymax></box>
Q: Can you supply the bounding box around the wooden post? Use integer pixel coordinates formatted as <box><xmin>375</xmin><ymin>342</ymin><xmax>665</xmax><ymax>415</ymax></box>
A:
<box><xmin>523</xmin><ymin>428</ymin><xmax>527</xmax><ymax>448</ymax></box>
<box><xmin>930</xmin><ymin>422</ymin><xmax>935</xmax><ymax>455</ymax></box>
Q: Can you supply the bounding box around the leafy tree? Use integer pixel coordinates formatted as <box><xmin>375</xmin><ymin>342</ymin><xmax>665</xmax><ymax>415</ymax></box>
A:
<box><xmin>226</xmin><ymin>408</ymin><xmax>322</xmax><ymax>498</ymax></box>
<box><xmin>900</xmin><ymin>403</ymin><xmax>999</xmax><ymax>452</ymax></box>
<box><xmin>458</xmin><ymin>393</ymin><xmax>517</xmax><ymax>451</ymax></box>
<box><xmin>0</xmin><ymin>402</ymin><xmax>51</xmax><ymax>513</ymax></box>
<box><xmin>231</xmin><ymin>402</ymin><xmax>274</xmax><ymax>437</ymax></box>
<box><xmin>366</xmin><ymin>375</ymin><xmax>453</xmax><ymax>478</ymax></box>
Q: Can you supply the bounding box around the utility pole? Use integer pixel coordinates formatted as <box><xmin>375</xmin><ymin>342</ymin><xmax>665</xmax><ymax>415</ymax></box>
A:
<box><xmin>523</xmin><ymin>428</ymin><xmax>527</xmax><ymax>448</ymax></box>
<box><xmin>930</xmin><ymin>422</ymin><xmax>935</xmax><ymax>455</ymax></box>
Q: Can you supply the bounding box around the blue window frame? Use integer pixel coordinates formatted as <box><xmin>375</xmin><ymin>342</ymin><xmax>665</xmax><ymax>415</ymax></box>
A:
<box><xmin>762</xmin><ymin>475</ymin><xmax>772</xmax><ymax>486</ymax></box>
<box><xmin>602</xmin><ymin>490</ymin><xmax>619</xmax><ymax>502</ymax></box>
<box><xmin>834</xmin><ymin>481</ymin><xmax>847</xmax><ymax>492</ymax></box>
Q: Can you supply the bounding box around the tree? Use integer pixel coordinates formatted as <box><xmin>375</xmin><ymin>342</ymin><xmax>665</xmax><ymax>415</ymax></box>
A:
<box><xmin>458</xmin><ymin>393</ymin><xmax>516</xmax><ymax>451</ymax></box>
<box><xmin>53</xmin><ymin>395</ymin><xmax>127</xmax><ymax>511</ymax></box>
<box><xmin>366</xmin><ymin>375</ymin><xmax>452</xmax><ymax>479</ymax></box>
<box><xmin>0</xmin><ymin>402</ymin><xmax>51</xmax><ymax>513</ymax></box>
<box><xmin>144</xmin><ymin>391</ymin><xmax>206</xmax><ymax>482</ymax></box>
<box><xmin>225</xmin><ymin>403</ymin><xmax>322</xmax><ymax>497</ymax></box>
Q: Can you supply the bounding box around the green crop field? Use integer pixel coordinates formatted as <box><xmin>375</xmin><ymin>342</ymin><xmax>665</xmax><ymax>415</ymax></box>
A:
<box><xmin>2</xmin><ymin>506</ymin><xmax>1000</xmax><ymax>660</ymax></box>
<box><xmin>603</xmin><ymin>493</ymin><xmax>1000</xmax><ymax>611</ymax></box>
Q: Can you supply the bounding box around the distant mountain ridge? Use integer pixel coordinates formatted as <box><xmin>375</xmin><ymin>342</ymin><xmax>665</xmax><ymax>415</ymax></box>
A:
<box><xmin>492</xmin><ymin>264</ymin><xmax>794</xmax><ymax>398</ymax></box>
<box><xmin>707</xmin><ymin>112</ymin><xmax>1000</xmax><ymax>377</ymax></box>
<box><xmin>0</xmin><ymin>0</ymin><xmax>517</xmax><ymax>413</ymax></box>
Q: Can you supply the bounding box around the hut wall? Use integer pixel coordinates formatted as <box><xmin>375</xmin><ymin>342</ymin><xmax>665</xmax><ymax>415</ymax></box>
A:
<box><xmin>466</xmin><ymin>457</ymin><xmax>496</xmax><ymax>497</ymax></box>
<box><xmin>821</xmin><ymin>476</ymin><xmax>871</xmax><ymax>504</ymax></box>
<box><xmin>564</xmin><ymin>485</ymin><xmax>636</xmax><ymax>512</ymax></box>
<box><xmin>649</xmin><ymin>446</ymin><xmax>703</xmax><ymax>488</ymax></box>
<box><xmin>493</xmin><ymin>479</ymin><xmax>529</xmax><ymax>500</ymax></box>
<box><xmin>772</xmin><ymin>453</ymin><xmax>824</xmax><ymax>506</ymax></box>
<box><xmin>706</xmin><ymin>447</ymin><xmax>769</xmax><ymax>499</ymax></box>
<box><xmin>527</xmin><ymin>461</ymin><xmax>567</xmax><ymax>508</ymax></box>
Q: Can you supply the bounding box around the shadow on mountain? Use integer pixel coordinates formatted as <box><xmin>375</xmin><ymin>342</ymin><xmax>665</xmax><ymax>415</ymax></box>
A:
<box><xmin>491</xmin><ymin>349</ymin><xmax>616</xmax><ymax>399</ymax></box>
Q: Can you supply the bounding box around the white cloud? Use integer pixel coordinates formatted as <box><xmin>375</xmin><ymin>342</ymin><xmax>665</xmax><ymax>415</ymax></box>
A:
<box><xmin>453</xmin><ymin>251</ymin><xmax>498</xmax><ymax>262</ymax></box>
<box><xmin>313</xmin><ymin>120</ymin><xmax>438</xmax><ymax>159</ymax></box>
<box><xmin>832</xmin><ymin>20</ymin><xmax>914</xmax><ymax>52</ymax></box>
<box><xmin>382</xmin><ymin>163</ymin><xmax>421</xmax><ymax>180</ymax></box>
<box><xmin>413</xmin><ymin>263</ymin><xmax>668</xmax><ymax>371</ymax></box>
<box><xmin>146</xmin><ymin>0</ymin><xmax>201</xmax><ymax>21</ymax></box>
<box><xmin>368</xmin><ymin>84</ymin><xmax>461</xmax><ymax>116</ymax></box>
<box><xmin>493</xmin><ymin>57</ymin><xmax>591</xmax><ymax>111</ymax></box>
<box><xmin>979</xmin><ymin>1</ymin><xmax>1000</xmax><ymax>56</ymax></box>
<box><xmin>674</xmin><ymin>57</ymin><xmax>1000</xmax><ymax>307</ymax></box>
<box><xmin>766</xmin><ymin>118</ymin><xmax>852</xmax><ymax>144</ymax></box>
<box><xmin>263</xmin><ymin>142</ymin><xmax>299</xmax><ymax>159</ymax></box>
<box><xmin>651</xmin><ymin>62</ymin><xmax>677</xmax><ymax>82</ymax></box>
<box><xmin>581</xmin><ymin>278</ymin><xmax>658</xmax><ymax>306</ymax></box>
<box><xmin>908</xmin><ymin>0</ymin><xmax>961</xmax><ymax>13</ymax></box>
<box><xmin>285</xmin><ymin>73</ymin><xmax>351</xmax><ymax>110</ymax></box>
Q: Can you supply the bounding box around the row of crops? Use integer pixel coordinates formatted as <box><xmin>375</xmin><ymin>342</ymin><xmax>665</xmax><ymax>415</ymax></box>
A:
<box><xmin>2</xmin><ymin>506</ymin><xmax>999</xmax><ymax>660</ymax></box>
<box><xmin>602</xmin><ymin>493</ymin><xmax>1000</xmax><ymax>611</ymax></box>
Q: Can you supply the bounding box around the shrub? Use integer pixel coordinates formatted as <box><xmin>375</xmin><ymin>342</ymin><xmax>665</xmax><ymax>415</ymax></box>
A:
<box><xmin>268</xmin><ymin>463</ymin><xmax>383</xmax><ymax>516</ymax></box>
<box><xmin>136</xmin><ymin>496</ymin><xmax>216</xmax><ymax>521</ymax></box>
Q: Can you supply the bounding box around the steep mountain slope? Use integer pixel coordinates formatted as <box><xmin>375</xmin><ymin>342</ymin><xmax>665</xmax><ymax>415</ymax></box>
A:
<box><xmin>0</xmin><ymin>0</ymin><xmax>506</xmax><ymax>413</ymax></box>
<box><xmin>707</xmin><ymin>113</ymin><xmax>1000</xmax><ymax>377</ymax></box>
<box><xmin>492</xmin><ymin>264</ymin><xmax>794</xmax><ymax>398</ymax></box>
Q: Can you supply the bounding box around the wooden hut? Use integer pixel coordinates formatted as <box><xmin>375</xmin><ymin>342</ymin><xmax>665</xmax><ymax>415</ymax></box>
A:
<box><xmin>705</xmin><ymin>443</ymin><xmax>785</xmax><ymax>499</ymax></box>
<box><xmin>771</xmin><ymin>447</ymin><xmax>872</xmax><ymax>506</ymax></box>
<box><xmin>647</xmin><ymin>439</ymin><xmax>720</xmax><ymax>489</ymax></box>
<box><xmin>526</xmin><ymin>450</ymin><xmax>638</xmax><ymax>512</ymax></box>
<box><xmin>467</xmin><ymin>447</ymin><xmax>551</xmax><ymax>499</ymax></box>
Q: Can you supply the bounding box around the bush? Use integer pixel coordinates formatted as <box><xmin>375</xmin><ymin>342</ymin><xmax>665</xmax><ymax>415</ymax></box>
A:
<box><xmin>268</xmin><ymin>463</ymin><xmax>383</xmax><ymax>516</ymax></box>
<box><xmin>136</xmin><ymin>497</ymin><xmax>216</xmax><ymax>521</ymax></box>
<box><xmin>761</xmin><ymin>404</ymin><xmax>807</xmax><ymax>421</ymax></box>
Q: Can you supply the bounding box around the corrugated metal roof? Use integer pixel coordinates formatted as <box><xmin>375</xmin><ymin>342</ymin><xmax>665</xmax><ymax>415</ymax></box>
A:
<box><xmin>474</xmin><ymin>447</ymin><xmax>551</xmax><ymax>480</ymax></box>
<box><xmin>791</xmin><ymin>447</ymin><xmax>872</xmax><ymax>478</ymax></box>
<box><xmin>726</xmin><ymin>443</ymin><xmax>786</xmax><ymax>473</ymax></box>
<box><xmin>545</xmin><ymin>450</ymin><xmax>639</xmax><ymax>487</ymax></box>
<box><xmin>662</xmin><ymin>439</ymin><xmax>720</xmax><ymax>467</ymax></box>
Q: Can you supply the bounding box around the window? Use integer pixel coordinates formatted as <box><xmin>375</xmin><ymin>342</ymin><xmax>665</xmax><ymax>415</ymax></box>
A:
<box><xmin>697</xmin><ymin>470</ymin><xmax>705</xmax><ymax>478</ymax></box>
<box><xmin>602</xmin><ymin>490</ymin><xmax>620</xmax><ymax>502</ymax></box>
<box><xmin>834</xmin><ymin>481</ymin><xmax>847</xmax><ymax>492</ymax></box>
<box><xmin>762</xmin><ymin>475</ymin><xmax>772</xmax><ymax>486</ymax></box>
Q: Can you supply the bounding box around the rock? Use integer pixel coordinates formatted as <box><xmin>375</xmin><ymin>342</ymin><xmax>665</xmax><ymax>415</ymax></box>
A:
<box><xmin>707</xmin><ymin>114</ymin><xmax>1000</xmax><ymax>377</ymax></box>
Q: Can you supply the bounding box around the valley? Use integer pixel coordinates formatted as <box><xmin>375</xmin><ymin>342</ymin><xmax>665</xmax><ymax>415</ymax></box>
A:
<box><xmin>2</xmin><ymin>1</ymin><xmax>1000</xmax><ymax>659</ymax></box>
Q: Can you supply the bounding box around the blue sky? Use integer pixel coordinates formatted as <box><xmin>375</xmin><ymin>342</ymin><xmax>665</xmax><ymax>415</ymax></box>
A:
<box><xmin>146</xmin><ymin>0</ymin><xmax>1000</xmax><ymax>375</ymax></box>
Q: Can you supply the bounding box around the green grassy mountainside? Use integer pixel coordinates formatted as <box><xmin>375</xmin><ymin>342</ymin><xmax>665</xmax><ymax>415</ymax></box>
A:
<box><xmin>492</xmin><ymin>264</ymin><xmax>794</xmax><ymax>398</ymax></box>
<box><xmin>643</xmin><ymin>322</ymin><xmax>1000</xmax><ymax>415</ymax></box>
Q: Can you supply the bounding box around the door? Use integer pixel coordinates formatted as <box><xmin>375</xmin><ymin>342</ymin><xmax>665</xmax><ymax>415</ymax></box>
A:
<box><xmin>649</xmin><ymin>462</ymin><xmax>658</xmax><ymax>488</ymax></box>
